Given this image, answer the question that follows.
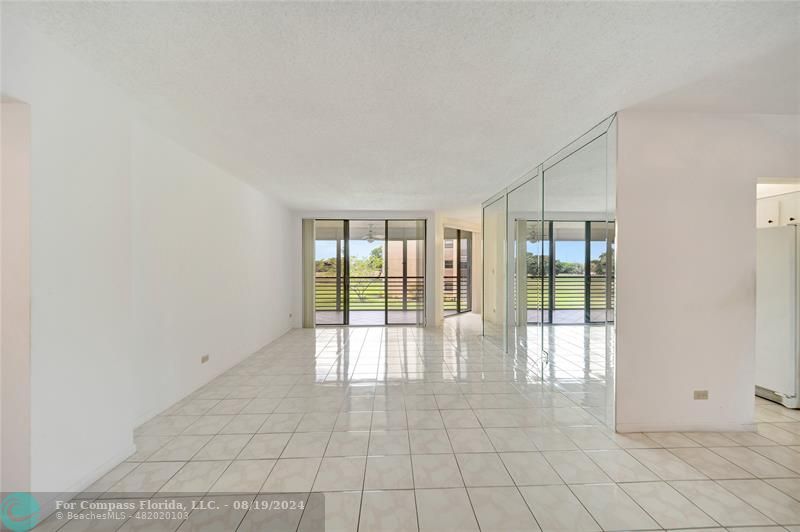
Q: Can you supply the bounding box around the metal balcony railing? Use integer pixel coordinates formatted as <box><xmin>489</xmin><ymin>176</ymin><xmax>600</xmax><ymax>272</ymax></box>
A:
<box><xmin>443</xmin><ymin>275</ymin><xmax>470</xmax><ymax>312</ymax></box>
<box><xmin>523</xmin><ymin>274</ymin><xmax>615</xmax><ymax>310</ymax></box>
<box><xmin>315</xmin><ymin>276</ymin><xmax>424</xmax><ymax>311</ymax></box>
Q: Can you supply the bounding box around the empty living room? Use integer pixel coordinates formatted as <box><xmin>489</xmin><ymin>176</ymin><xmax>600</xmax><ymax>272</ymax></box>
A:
<box><xmin>1</xmin><ymin>1</ymin><xmax>799</xmax><ymax>531</ymax></box>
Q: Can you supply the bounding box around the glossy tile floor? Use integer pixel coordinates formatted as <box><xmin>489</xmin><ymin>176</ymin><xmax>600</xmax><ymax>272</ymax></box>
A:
<box><xmin>39</xmin><ymin>314</ymin><xmax>800</xmax><ymax>531</ymax></box>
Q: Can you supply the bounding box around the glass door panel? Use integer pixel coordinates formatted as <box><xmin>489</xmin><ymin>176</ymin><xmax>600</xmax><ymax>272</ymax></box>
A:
<box><xmin>314</xmin><ymin>220</ymin><xmax>346</xmax><ymax>325</ymax></box>
<box><xmin>348</xmin><ymin>220</ymin><xmax>386</xmax><ymax>326</ymax></box>
<box><xmin>551</xmin><ymin>221</ymin><xmax>586</xmax><ymax>324</ymax></box>
<box><xmin>588</xmin><ymin>221</ymin><xmax>614</xmax><ymax>323</ymax></box>
<box><xmin>537</xmin><ymin>222</ymin><xmax>551</xmax><ymax>326</ymax></box>
<box><xmin>387</xmin><ymin>220</ymin><xmax>426</xmax><ymax>325</ymax></box>
<box><xmin>443</xmin><ymin>227</ymin><xmax>459</xmax><ymax>316</ymax></box>
<box><xmin>459</xmin><ymin>230</ymin><xmax>472</xmax><ymax>312</ymax></box>
<box><xmin>412</xmin><ymin>221</ymin><xmax>426</xmax><ymax>326</ymax></box>
<box><xmin>443</xmin><ymin>227</ymin><xmax>472</xmax><ymax>317</ymax></box>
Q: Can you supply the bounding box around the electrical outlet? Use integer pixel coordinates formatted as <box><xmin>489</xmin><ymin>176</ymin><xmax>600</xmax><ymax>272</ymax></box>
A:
<box><xmin>693</xmin><ymin>390</ymin><xmax>709</xmax><ymax>400</ymax></box>
<box><xmin>201</xmin><ymin>354</ymin><xmax>209</xmax><ymax>364</ymax></box>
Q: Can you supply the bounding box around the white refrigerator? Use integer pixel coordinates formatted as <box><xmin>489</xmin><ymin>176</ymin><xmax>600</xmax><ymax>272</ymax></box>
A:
<box><xmin>756</xmin><ymin>225</ymin><xmax>800</xmax><ymax>408</ymax></box>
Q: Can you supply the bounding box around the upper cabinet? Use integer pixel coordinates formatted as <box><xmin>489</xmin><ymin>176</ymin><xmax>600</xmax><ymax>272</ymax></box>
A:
<box><xmin>779</xmin><ymin>192</ymin><xmax>800</xmax><ymax>225</ymax></box>
<box><xmin>757</xmin><ymin>196</ymin><xmax>781</xmax><ymax>228</ymax></box>
<box><xmin>758</xmin><ymin>191</ymin><xmax>800</xmax><ymax>228</ymax></box>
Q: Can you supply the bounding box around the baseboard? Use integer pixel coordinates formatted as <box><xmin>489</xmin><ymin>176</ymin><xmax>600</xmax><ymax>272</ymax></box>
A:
<box><xmin>132</xmin><ymin>326</ymin><xmax>294</xmax><ymax>428</ymax></box>
<box><xmin>615</xmin><ymin>422</ymin><xmax>756</xmax><ymax>433</ymax></box>
<box><xmin>35</xmin><ymin>443</ymin><xmax>137</xmax><ymax>519</ymax></box>
<box><xmin>30</xmin><ymin>326</ymin><xmax>295</xmax><ymax>527</ymax></box>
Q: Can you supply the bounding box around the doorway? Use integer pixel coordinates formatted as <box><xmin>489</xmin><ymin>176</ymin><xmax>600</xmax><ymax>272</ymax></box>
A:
<box><xmin>755</xmin><ymin>179</ymin><xmax>800</xmax><ymax>408</ymax></box>
<box><xmin>314</xmin><ymin>219</ymin><xmax>426</xmax><ymax>326</ymax></box>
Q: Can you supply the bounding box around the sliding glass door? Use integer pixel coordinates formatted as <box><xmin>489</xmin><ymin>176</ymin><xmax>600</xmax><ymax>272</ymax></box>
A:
<box><xmin>387</xmin><ymin>220</ymin><xmax>426</xmax><ymax>325</ymax></box>
<box><xmin>550</xmin><ymin>221</ymin><xmax>585</xmax><ymax>324</ymax></box>
<box><xmin>314</xmin><ymin>219</ymin><xmax>426</xmax><ymax>326</ymax></box>
<box><xmin>588</xmin><ymin>221</ymin><xmax>615</xmax><ymax>323</ymax></box>
<box><xmin>347</xmin><ymin>220</ymin><xmax>386</xmax><ymax>325</ymax></box>
<box><xmin>443</xmin><ymin>227</ymin><xmax>472</xmax><ymax>317</ymax></box>
<box><xmin>526</xmin><ymin>220</ymin><xmax>615</xmax><ymax>325</ymax></box>
<box><xmin>459</xmin><ymin>231</ymin><xmax>472</xmax><ymax>312</ymax></box>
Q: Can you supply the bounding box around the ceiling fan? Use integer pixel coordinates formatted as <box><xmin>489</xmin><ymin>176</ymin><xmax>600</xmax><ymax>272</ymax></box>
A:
<box><xmin>361</xmin><ymin>223</ymin><xmax>385</xmax><ymax>244</ymax></box>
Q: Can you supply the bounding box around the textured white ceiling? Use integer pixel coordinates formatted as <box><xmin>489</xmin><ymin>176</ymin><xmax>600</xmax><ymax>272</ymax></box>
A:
<box><xmin>5</xmin><ymin>1</ymin><xmax>799</xmax><ymax>215</ymax></box>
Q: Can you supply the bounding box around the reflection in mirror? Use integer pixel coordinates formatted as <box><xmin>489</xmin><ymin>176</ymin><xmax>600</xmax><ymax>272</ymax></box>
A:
<box><xmin>542</xmin><ymin>123</ymin><xmax>615</xmax><ymax>427</ymax></box>
<box><xmin>481</xmin><ymin>115</ymin><xmax>616</xmax><ymax>428</ymax></box>
<box><xmin>507</xmin><ymin>175</ymin><xmax>543</xmax><ymax>375</ymax></box>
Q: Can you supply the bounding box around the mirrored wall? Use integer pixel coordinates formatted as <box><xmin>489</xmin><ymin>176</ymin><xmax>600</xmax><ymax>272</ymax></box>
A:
<box><xmin>482</xmin><ymin>115</ymin><xmax>617</xmax><ymax>427</ymax></box>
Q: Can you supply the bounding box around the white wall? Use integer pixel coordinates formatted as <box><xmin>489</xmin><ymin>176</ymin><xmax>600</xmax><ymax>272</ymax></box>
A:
<box><xmin>482</xmin><ymin>197</ymin><xmax>507</xmax><ymax>347</ymax></box>
<box><xmin>131</xmin><ymin>121</ymin><xmax>295</xmax><ymax>424</ymax></box>
<box><xmin>2</xmin><ymin>18</ymin><xmax>136</xmax><ymax>494</ymax></box>
<box><xmin>2</xmin><ymin>17</ymin><xmax>295</xmax><ymax>496</ymax></box>
<box><xmin>615</xmin><ymin>111</ymin><xmax>800</xmax><ymax>432</ymax></box>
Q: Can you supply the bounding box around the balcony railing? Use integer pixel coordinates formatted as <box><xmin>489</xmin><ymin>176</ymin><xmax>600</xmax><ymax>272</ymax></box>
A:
<box><xmin>315</xmin><ymin>276</ymin><xmax>424</xmax><ymax>311</ymax></box>
<box><xmin>316</xmin><ymin>274</ymin><xmax>612</xmax><ymax>314</ymax></box>
<box><xmin>523</xmin><ymin>274</ymin><xmax>615</xmax><ymax>310</ymax></box>
<box><xmin>443</xmin><ymin>275</ymin><xmax>470</xmax><ymax>311</ymax></box>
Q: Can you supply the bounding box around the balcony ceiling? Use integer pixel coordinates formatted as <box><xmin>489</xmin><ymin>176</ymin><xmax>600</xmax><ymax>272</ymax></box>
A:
<box><xmin>5</xmin><ymin>2</ymin><xmax>798</xmax><ymax>215</ymax></box>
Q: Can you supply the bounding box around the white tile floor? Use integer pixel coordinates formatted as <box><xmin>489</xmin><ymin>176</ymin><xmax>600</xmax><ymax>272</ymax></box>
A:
<box><xmin>38</xmin><ymin>313</ymin><xmax>800</xmax><ymax>531</ymax></box>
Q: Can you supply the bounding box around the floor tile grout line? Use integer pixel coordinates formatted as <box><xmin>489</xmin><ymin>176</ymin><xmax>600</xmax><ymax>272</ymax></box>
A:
<box><xmin>474</xmin><ymin>405</ymin><xmax>543</xmax><ymax>531</ymax></box>
<box><xmin>702</xmin><ymin>444</ymin><xmax>791</xmax><ymax>478</ymax></box>
<box><xmin>671</xmin><ymin>478</ymin><xmax>780</xmax><ymax>528</ymax></box>
<box><xmin>561</xmin><ymin>482</ymin><xmax>610</xmax><ymax>531</ymax></box>
<box><xmin>618</xmin><ymin>480</ymin><xmax>724</xmax><ymax>530</ymax></box>
<box><xmin>436</xmin><ymin>412</ymin><xmax>482</xmax><ymax>530</ymax></box>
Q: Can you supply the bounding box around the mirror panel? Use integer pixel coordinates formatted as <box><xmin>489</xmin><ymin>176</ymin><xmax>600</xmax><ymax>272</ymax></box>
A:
<box><xmin>542</xmin><ymin>126</ymin><xmax>614</xmax><ymax>426</ymax></box>
<box><xmin>506</xmin><ymin>174</ymin><xmax>543</xmax><ymax>375</ymax></box>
